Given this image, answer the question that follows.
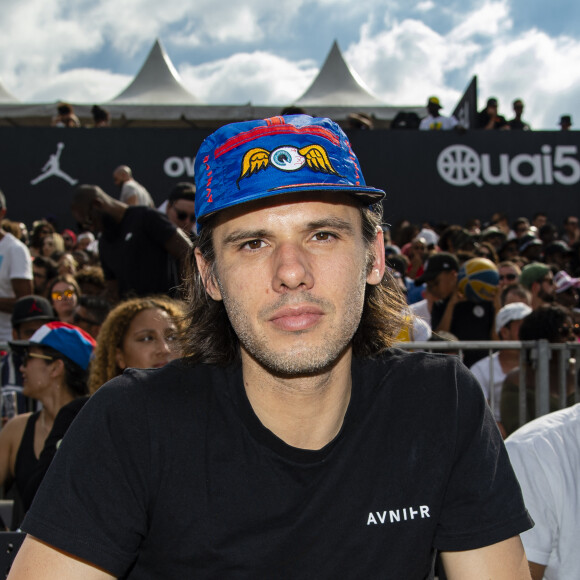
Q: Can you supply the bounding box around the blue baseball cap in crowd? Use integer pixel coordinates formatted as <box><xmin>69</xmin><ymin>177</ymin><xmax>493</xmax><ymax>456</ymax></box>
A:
<box><xmin>11</xmin><ymin>321</ymin><xmax>96</xmax><ymax>370</ymax></box>
<box><xmin>194</xmin><ymin>115</ymin><xmax>385</xmax><ymax>224</ymax></box>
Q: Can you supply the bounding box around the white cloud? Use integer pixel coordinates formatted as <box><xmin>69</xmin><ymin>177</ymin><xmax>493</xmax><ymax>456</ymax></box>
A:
<box><xmin>179</xmin><ymin>52</ymin><xmax>317</xmax><ymax>104</ymax></box>
<box><xmin>472</xmin><ymin>29</ymin><xmax>580</xmax><ymax>128</ymax></box>
<box><xmin>449</xmin><ymin>0</ymin><xmax>512</xmax><ymax>41</ymax></box>
<box><xmin>26</xmin><ymin>69</ymin><xmax>131</xmax><ymax>103</ymax></box>
<box><xmin>415</xmin><ymin>1</ymin><xmax>435</xmax><ymax>13</ymax></box>
<box><xmin>345</xmin><ymin>18</ymin><xmax>469</xmax><ymax>107</ymax></box>
<box><xmin>0</xmin><ymin>0</ymin><xmax>579</xmax><ymax>127</ymax></box>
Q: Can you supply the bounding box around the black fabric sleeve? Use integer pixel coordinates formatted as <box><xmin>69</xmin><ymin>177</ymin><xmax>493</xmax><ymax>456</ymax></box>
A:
<box><xmin>143</xmin><ymin>207</ymin><xmax>178</xmax><ymax>246</ymax></box>
<box><xmin>21</xmin><ymin>379</ymin><xmax>153</xmax><ymax>577</ymax></box>
<box><xmin>432</xmin><ymin>360</ymin><xmax>533</xmax><ymax>551</ymax></box>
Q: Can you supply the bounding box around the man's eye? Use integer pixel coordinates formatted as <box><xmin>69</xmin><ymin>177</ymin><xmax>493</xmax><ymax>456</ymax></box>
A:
<box><xmin>313</xmin><ymin>232</ymin><xmax>334</xmax><ymax>241</ymax></box>
<box><xmin>242</xmin><ymin>240</ymin><xmax>265</xmax><ymax>250</ymax></box>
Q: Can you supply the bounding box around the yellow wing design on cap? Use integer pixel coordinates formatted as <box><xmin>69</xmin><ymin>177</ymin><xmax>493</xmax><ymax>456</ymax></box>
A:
<box><xmin>238</xmin><ymin>148</ymin><xmax>270</xmax><ymax>186</ymax></box>
<box><xmin>299</xmin><ymin>145</ymin><xmax>339</xmax><ymax>175</ymax></box>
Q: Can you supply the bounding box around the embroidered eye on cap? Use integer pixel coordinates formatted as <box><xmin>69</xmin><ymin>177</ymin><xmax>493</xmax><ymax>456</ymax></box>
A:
<box><xmin>194</xmin><ymin>115</ymin><xmax>385</xmax><ymax>224</ymax></box>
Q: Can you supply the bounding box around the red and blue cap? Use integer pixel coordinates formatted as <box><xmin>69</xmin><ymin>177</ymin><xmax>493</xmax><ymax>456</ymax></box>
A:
<box><xmin>11</xmin><ymin>321</ymin><xmax>96</xmax><ymax>370</ymax></box>
<box><xmin>194</xmin><ymin>115</ymin><xmax>385</xmax><ymax>225</ymax></box>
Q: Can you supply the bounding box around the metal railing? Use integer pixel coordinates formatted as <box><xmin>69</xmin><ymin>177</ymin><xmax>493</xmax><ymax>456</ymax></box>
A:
<box><xmin>396</xmin><ymin>340</ymin><xmax>580</xmax><ymax>429</ymax></box>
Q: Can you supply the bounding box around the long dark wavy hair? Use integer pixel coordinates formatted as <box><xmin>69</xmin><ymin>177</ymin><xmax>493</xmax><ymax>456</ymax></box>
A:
<box><xmin>179</xmin><ymin>202</ymin><xmax>409</xmax><ymax>365</ymax></box>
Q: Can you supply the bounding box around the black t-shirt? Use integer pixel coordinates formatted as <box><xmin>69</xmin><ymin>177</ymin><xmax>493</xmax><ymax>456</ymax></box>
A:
<box><xmin>430</xmin><ymin>299</ymin><xmax>494</xmax><ymax>366</ymax></box>
<box><xmin>23</xmin><ymin>351</ymin><xmax>532</xmax><ymax>579</ymax></box>
<box><xmin>98</xmin><ymin>207</ymin><xmax>179</xmax><ymax>298</ymax></box>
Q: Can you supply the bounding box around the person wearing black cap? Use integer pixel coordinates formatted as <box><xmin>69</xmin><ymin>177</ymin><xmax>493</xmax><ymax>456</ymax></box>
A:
<box><xmin>1</xmin><ymin>296</ymin><xmax>56</xmax><ymax>415</ymax></box>
<box><xmin>418</xmin><ymin>253</ymin><xmax>495</xmax><ymax>366</ymax></box>
<box><xmin>12</xmin><ymin>117</ymin><xmax>532</xmax><ymax>579</ymax></box>
<box><xmin>559</xmin><ymin>115</ymin><xmax>572</xmax><ymax>131</ymax></box>
<box><xmin>477</xmin><ymin>97</ymin><xmax>509</xmax><ymax>130</ymax></box>
<box><xmin>544</xmin><ymin>241</ymin><xmax>572</xmax><ymax>272</ymax></box>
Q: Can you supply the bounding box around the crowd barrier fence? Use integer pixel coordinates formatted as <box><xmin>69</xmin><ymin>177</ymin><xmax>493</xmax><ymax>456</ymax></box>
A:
<box><xmin>396</xmin><ymin>340</ymin><xmax>580</xmax><ymax>429</ymax></box>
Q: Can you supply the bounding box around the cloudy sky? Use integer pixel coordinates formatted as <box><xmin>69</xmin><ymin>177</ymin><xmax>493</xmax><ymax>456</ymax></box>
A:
<box><xmin>1</xmin><ymin>0</ymin><xmax>579</xmax><ymax>129</ymax></box>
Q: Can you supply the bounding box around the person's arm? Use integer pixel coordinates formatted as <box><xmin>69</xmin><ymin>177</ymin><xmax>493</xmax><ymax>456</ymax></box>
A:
<box><xmin>434</xmin><ymin>290</ymin><xmax>463</xmax><ymax>332</ymax></box>
<box><xmin>0</xmin><ymin>413</ymin><xmax>29</xmax><ymax>486</ymax></box>
<box><xmin>164</xmin><ymin>229</ymin><xmax>193</xmax><ymax>263</ymax></box>
<box><xmin>0</xmin><ymin>278</ymin><xmax>33</xmax><ymax>313</ymax></box>
<box><xmin>528</xmin><ymin>561</ymin><xmax>546</xmax><ymax>580</ymax></box>
<box><xmin>123</xmin><ymin>194</ymin><xmax>139</xmax><ymax>206</ymax></box>
<box><xmin>441</xmin><ymin>536</ymin><xmax>531</xmax><ymax>579</ymax></box>
<box><xmin>8</xmin><ymin>536</ymin><xmax>115</xmax><ymax>580</ymax></box>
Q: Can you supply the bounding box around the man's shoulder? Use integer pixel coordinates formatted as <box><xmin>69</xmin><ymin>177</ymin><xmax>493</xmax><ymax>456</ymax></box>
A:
<box><xmin>359</xmin><ymin>348</ymin><xmax>465</xmax><ymax>384</ymax></box>
<box><xmin>469</xmin><ymin>351</ymin><xmax>497</xmax><ymax>373</ymax></box>
<box><xmin>97</xmin><ymin>360</ymin><xmax>235</xmax><ymax>407</ymax></box>
<box><xmin>0</xmin><ymin>233</ymin><xmax>27</xmax><ymax>252</ymax></box>
<box><xmin>506</xmin><ymin>403</ymin><xmax>580</xmax><ymax>449</ymax></box>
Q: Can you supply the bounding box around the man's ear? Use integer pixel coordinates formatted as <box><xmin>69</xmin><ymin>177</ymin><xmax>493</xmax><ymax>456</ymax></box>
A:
<box><xmin>194</xmin><ymin>248</ymin><xmax>222</xmax><ymax>301</ymax></box>
<box><xmin>366</xmin><ymin>226</ymin><xmax>386</xmax><ymax>286</ymax></box>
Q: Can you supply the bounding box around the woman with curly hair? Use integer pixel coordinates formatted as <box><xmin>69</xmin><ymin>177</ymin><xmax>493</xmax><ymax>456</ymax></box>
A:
<box><xmin>88</xmin><ymin>296</ymin><xmax>186</xmax><ymax>393</ymax></box>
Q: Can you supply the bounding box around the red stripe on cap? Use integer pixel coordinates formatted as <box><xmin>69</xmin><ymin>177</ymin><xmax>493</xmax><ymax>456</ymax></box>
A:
<box><xmin>215</xmin><ymin>125</ymin><xmax>341</xmax><ymax>158</ymax></box>
<box><xmin>265</xmin><ymin>116</ymin><xmax>285</xmax><ymax>126</ymax></box>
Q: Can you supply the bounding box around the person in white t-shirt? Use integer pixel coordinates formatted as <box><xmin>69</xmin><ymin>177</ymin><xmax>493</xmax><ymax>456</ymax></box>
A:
<box><xmin>0</xmin><ymin>189</ymin><xmax>33</xmax><ymax>341</ymax></box>
<box><xmin>418</xmin><ymin>96</ymin><xmax>459</xmax><ymax>131</ymax></box>
<box><xmin>506</xmin><ymin>404</ymin><xmax>580</xmax><ymax>580</ymax></box>
<box><xmin>469</xmin><ymin>302</ymin><xmax>531</xmax><ymax>435</ymax></box>
<box><xmin>112</xmin><ymin>165</ymin><xmax>154</xmax><ymax>207</ymax></box>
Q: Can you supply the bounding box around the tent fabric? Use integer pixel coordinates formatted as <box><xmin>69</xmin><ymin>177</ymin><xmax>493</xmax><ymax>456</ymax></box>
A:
<box><xmin>108</xmin><ymin>38</ymin><xmax>201</xmax><ymax>105</ymax></box>
<box><xmin>295</xmin><ymin>41</ymin><xmax>385</xmax><ymax>107</ymax></box>
<box><xmin>0</xmin><ymin>40</ymin><xmax>424</xmax><ymax>125</ymax></box>
<box><xmin>0</xmin><ymin>80</ymin><xmax>18</xmax><ymax>103</ymax></box>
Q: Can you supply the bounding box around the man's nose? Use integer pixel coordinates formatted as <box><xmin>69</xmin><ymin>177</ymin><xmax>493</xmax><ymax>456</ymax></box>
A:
<box><xmin>271</xmin><ymin>243</ymin><xmax>314</xmax><ymax>292</ymax></box>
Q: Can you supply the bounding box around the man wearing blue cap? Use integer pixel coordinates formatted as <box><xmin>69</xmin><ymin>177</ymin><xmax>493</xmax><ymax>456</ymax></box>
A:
<box><xmin>11</xmin><ymin>116</ymin><xmax>532</xmax><ymax>579</ymax></box>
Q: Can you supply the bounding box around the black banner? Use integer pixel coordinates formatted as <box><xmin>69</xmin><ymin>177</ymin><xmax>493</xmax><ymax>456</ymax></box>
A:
<box><xmin>0</xmin><ymin>127</ymin><xmax>578</xmax><ymax>231</ymax></box>
<box><xmin>452</xmin><ymin>76</ymin><xmax>478</xmax><ymax>130</ymax></box>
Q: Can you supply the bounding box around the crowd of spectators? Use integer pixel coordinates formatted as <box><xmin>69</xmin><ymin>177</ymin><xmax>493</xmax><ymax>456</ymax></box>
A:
<box><xmin>387</xmin><ymin>210</ymin><xmax>579</xmax><ymax>421</ymax></box>
<box><xmin>0</xmin><ymin>179</ymin><xmax>192</xmax><ymax>529</ymax></box>
<box><xmin>0</xmin><ymin>136</ymin><xmax>578</xmax><ymax>576</ymax></box>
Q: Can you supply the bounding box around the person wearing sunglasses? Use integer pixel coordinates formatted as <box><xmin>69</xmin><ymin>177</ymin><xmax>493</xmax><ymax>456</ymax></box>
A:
<box><xmin>159</xmin><ymin>182</ymin><xmax>197</xmax><ymax>237</ymax></box>
<box><xmin>46</xmin><ymin>275</ymin><xmax>80</xmax><ymax>324</ymax></box>
<box><xmin>497</xmin><ymin>261</ymin><xmax>521</xmax><ymax>288</ymax></box>
<box><xmin>519</xmin><ymin>262</ymin><xmax>556</xmax><ymax>311</ymax></box>
<box><xmin>494</xmin><ymin>261</ymin><xmax>522</xmax><ymax>314</ymax></box>
<box><xmin>0</xmin><ymin>322</ymin><xmax>95</xmax><ymax>524</ymax></box>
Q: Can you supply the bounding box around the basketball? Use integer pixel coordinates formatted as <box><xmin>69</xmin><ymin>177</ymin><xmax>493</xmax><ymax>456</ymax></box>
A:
<box><xmin>457</xmin><ymin>257</ymin><xmax>499</xmax><ymax>302</ymax></box>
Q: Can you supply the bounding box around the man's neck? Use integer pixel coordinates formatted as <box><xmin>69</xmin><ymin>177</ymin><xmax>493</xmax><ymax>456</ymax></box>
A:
<box><xmin>241</xmin><ymin>348</ymin><xmax>353</xmax><ymax>451</ymax></box>
<box><xmin>531</xmin><ymin>294</ymin><xmax>548</xmax><ymax>310</ymax></box>
<box><xmin>498</xmin><ymin>349</ymin><xmax>519</xmax><ymax>373</ymax></box>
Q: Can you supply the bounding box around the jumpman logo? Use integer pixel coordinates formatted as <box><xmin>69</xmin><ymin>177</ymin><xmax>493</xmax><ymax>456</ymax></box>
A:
<box><xmin>30</xmin><ymin>142</ymin><xmax>78</xmax><ymax>186</ymax></box>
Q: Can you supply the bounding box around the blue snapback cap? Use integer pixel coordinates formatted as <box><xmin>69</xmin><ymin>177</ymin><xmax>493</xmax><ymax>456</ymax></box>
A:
<box><xmin>194</xmin><ymin>115</ymin><xmax>385</xmax><ymax>224</ymax></box>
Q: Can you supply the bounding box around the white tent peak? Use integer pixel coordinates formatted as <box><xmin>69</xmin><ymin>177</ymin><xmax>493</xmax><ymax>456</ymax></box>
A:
<box><xmin>295</xmin><ymin>40</ymin><xmax>384</xmax><ymax>107</ymax></box>
<box><xmin>109</xmin><ymin>38</ymin><xmax>201</xmax><ymax>104</ymax></box>
<box><xmin>0</xmin><ymin>79</ymin><xmax>18</xmax><ymax>103</ymax></box>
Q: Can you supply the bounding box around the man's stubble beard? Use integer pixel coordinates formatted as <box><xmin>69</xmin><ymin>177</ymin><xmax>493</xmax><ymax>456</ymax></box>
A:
<box><xmin>216</xmin><ymin>272</ymin><xmax>368</xmax><ymax>377</ymax></box>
